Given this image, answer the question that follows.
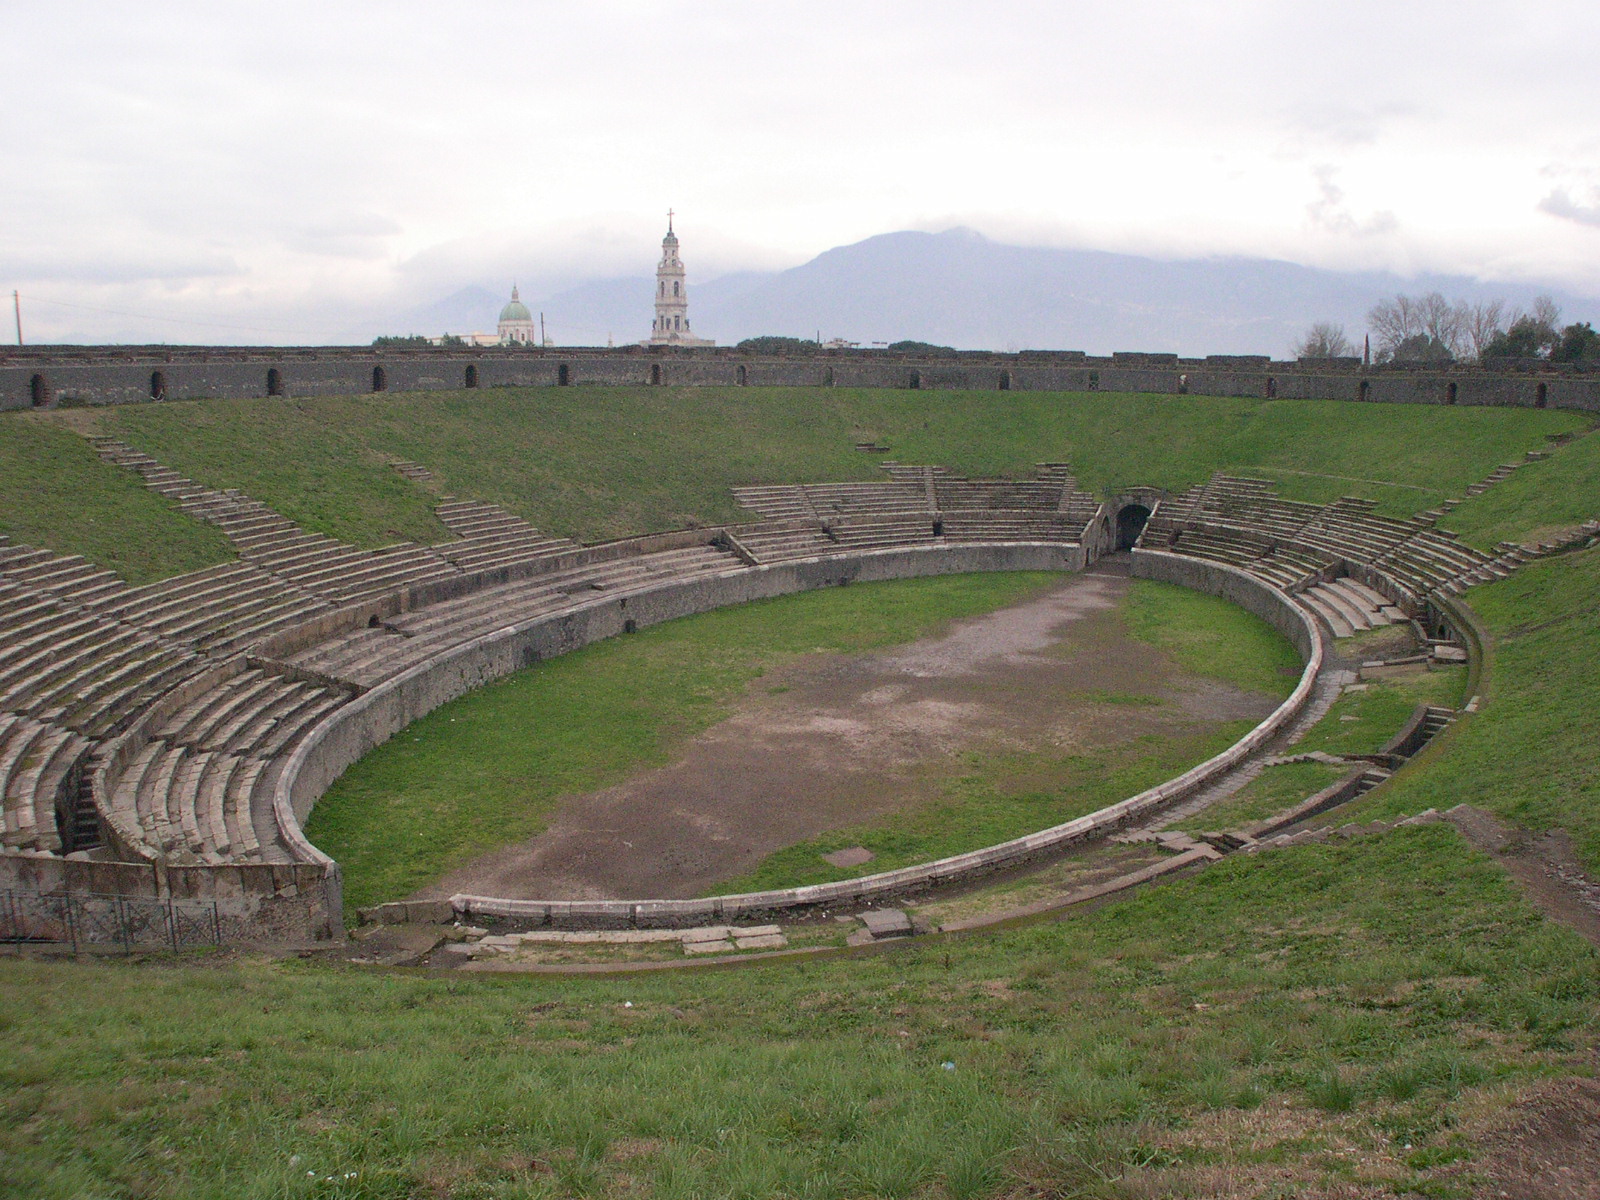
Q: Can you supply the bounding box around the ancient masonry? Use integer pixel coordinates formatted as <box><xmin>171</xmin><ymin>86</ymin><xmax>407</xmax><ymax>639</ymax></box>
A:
<box><xmin>5</xmin><ymin>346</ymin><xmax>1599</xmax><ymax>411</ymax></box>
<box><xmin>2</xmin><ymin>427</ymin><xmax>1569</xmax><ymax>942</ymax></box>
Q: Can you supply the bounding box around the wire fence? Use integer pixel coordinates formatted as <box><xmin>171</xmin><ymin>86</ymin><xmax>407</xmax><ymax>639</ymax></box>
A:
<box><xmin>0</xmin><ymin>889</ymin><xmax>221</xmax><ymax>953</ymax></box>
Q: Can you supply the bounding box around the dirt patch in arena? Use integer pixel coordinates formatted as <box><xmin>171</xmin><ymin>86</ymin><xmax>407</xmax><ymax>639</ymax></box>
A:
<box><xmin>421</xmin><ymin>573</ymin><xmax>1283</xmax><ymax>900</ymax></box>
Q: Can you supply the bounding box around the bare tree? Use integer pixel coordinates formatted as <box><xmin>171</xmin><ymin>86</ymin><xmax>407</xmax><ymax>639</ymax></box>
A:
<box><xmin>1462</xmin><ymin>299</ymin><xmax>1508</xmax><ymax>360</ymax></box>
<box><xmin>1416</xmin><ymin>292</ymin><xmax>1467</xmax><ymax>357</ymax></box>
<box><xmin>1294</xmin><ymin>322</ymin><xmax>1354</xmax><ymax>359</ymax></box>
<box><xmin>1531</xmin><ymin>295</ymin><xmax>1562</xmax><ymax>331</ymax></box>
<box><xmin>1368</xmin><ymin>291</ymin><xmax>1476</xmax><ymax>360</ymax></box>
<box><xmin>1367</xmin><ymin>294</ymin><xmax>1423</xmax><ymax>356</ymax></box>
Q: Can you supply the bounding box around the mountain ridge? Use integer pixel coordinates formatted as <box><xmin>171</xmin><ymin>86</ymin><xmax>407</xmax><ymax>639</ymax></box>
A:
<box><xmin>396</xmin><ymin>229</ymin><xmax>1599</xmax><ymax>356</ymax></box>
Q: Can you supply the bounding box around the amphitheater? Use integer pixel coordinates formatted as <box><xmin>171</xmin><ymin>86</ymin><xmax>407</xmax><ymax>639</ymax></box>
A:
<box><xmin>4</xmin><ymin>346</ymin><xmax>1595</xmax><ymax>947</ymax></box>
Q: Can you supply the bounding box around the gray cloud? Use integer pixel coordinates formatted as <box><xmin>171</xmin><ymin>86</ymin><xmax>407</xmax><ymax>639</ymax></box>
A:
<box><xmin>1539</xmin><ymin>187</ymin><xmax>1600</xmax><ymax>228</ymax></box>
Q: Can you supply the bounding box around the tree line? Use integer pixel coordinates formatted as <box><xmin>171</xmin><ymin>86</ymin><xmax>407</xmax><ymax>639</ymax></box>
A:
<box><xmin>1296</xmin><ymin>294</ymin><xmax>1598</xmax><ymax>365</ymax></box>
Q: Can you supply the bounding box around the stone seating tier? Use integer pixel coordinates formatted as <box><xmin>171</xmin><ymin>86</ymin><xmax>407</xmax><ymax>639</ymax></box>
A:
<box><xmin>728</xmin><ymin>486</ymin><xmax>814</xmax><ymax>522</ymax></box>
<box><xmin>0</xmin><ymin>715</ymin><xmax>84</xmax><ymax>854</ymax></box>
<box><xmin>289</xmin><ymin>544</ymin><xmax>745</xmax><ymax>687</ymax></box>
<box><xmin>112</xmin><ymin>669</ymin><xmax>352</xmax><ymax>863</ymax></box>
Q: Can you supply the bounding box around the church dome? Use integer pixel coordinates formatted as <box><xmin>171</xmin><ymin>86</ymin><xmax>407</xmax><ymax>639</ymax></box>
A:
<box><xmin>498</xmin><ymin>286</ymin><xmax>532</xmax><ymax>324</ymax></box>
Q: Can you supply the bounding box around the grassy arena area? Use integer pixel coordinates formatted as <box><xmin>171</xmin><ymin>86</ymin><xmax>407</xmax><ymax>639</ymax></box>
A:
<box><xmin>1442</xmin><ymin>423</ymin><xmax>1600</xmax><ymax>549</ymax></box>
<box><xmin>84</xmin><ymin>388</ymin><xmax>1583</xmax><ymax>538</ymax></box>
<box><xmin>3</xmin><ymin>827</ymin><xmax>1594</xmax><ymax>1199</ymax></box>
<box><xmin>715</xmin><ymin>578</ymin><xmax>1300</xmax><ymax>895</ymax></box>
<box><xmin>0</xmin><ymin>389</ymin><xmax>1583</xmax><ymax>586</ymax></box>
<box><xmin>309</xmin><ymin>574</ymin><xmax>1299</xmax><ymax>910</ymax></box>
<box><xmin>307</xmin><ymin>572</ymin><xmax>1060</xmax><ymax>909</ymax></box>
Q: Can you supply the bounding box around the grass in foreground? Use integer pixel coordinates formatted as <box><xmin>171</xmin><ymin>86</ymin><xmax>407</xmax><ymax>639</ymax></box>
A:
<box><xmin>1</xmin><ymin>827</ymin><xmax>1594</xmax><ymax>1199</ymax></box>
<box><xmin>1358</xmin><ymin>545</ymin><xmax>1600</xmax><ymax>871</ymax></box>
<box><xmin>308</xmin><ymin>573</ymin><xmax>1063</xmax><ymax>910</ymax></box>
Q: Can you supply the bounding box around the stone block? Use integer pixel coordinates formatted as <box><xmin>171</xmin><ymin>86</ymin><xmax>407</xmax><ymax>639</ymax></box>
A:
<box><xmin>680</xmin><ymin>925</ymin><xmax>734</xmax><ymax>943</ymax></box>
<box><xmin>734</xmin><ymin>933</ymin><xmax>787</xmax><ymax>950</ymax></box>
<box><xmin>683</xmin><ymin>939</ymin><xmax>735</xmax><ymax>954</ymax></box>
<box><xmin>859</xmin><ymin>908</ymin><xmax>913</xmax><ymax>939</ymax></box>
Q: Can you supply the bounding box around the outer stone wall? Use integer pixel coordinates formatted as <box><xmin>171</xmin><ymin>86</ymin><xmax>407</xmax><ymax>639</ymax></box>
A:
<box><xmin>4</xmin><ymin>346</ymin><xmax>1597</xmax><ymax>412</ymax></box>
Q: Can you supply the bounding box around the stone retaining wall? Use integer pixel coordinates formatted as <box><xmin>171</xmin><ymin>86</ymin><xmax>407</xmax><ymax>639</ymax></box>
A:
<box><xmin>5</xmin><ymin>347</ymin><xmax>1596</xmax><ymax>412</ymax></box>
<box><xmin>443</xmin><ymin>549</ymin><xmax>1325</xmax><ymax>928</ymax></box>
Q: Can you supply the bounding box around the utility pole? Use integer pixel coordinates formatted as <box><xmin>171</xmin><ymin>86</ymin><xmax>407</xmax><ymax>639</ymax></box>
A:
<box><xmin>540</xmin><ymin>312</ymin><xmax>547</xmax><ymax>347</ymax></box>
<box><xmin>12</xmin><ymin>291</ymin><xmax>21</xmax><ymax>346</ymax></box>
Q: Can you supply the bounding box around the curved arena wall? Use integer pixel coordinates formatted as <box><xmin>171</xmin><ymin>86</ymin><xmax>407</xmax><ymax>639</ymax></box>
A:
<box><xmin>274</xmin><ymin>544</ymin><xmax>1323</xmax><ymax>929</ymax></box>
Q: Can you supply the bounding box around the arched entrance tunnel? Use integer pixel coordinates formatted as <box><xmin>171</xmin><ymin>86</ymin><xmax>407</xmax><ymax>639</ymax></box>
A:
<box><xmin>1115</xmin><ymin>503</ymin><xmax>1151</xmax><ymax>550</ymax></box>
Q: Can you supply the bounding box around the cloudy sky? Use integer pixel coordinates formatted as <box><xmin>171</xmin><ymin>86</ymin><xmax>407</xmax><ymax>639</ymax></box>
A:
<box><xmin>5</xmin><ymin>1</ymin><xmax>1598</xmax><ymax>344</ymax></box>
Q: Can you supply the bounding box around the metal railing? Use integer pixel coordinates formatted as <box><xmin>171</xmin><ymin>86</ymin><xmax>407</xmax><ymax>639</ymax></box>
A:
<box><xmin>0</xmin><ymin>889</ymin><xmax>221</xmax><ymax>953</ymax></box>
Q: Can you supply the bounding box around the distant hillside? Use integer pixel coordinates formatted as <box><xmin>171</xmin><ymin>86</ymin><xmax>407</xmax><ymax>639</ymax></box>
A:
<box><xmin>409</xmin><ymin>229</ymin><xmax>1599</xmax><ymax>356</ymax></box>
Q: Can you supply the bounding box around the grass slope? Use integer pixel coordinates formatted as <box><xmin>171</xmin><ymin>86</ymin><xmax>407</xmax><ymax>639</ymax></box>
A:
<box><xmin>1443</xmin><ymin>425</ymin><xmax>1600</xmax><ymax>551</ymax></box>
<box><xmin>309</xmin><ymin>573</ymin><xmax>1064</xmax><ymax>910</ymax></box>
<box><xmin>67</xmin><ymin>389</ymin><xmax>1584</xmax><ymax>550</ymax></box>
<box><xmin>1359</xmin><ymin>545</ymin><xmax>1600</xmax><ymax>871</ymax></box>
<box><xmin>0</xmin><ymin>414</ymin><xmax>232</xmax><ymax>584</ymax></box>
<box><xmin>2</xmin><ymin>828</ymin><xmax>1594</xmax><ymax>1199</ymax></box>
<box><xmin>89</xmin><ymin>397</ymin><xmax>453</xmax><ymax>549</ymax></box>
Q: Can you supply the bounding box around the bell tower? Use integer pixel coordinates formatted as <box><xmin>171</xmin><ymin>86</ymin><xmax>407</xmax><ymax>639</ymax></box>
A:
<box><xmin>648</xmin><ymin>211</ymin><xmax>713</xmax><ymax>346</ymax></box>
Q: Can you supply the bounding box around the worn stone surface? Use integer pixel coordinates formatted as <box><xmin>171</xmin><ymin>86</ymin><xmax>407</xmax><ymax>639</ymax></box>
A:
<box><xmin>683</xmin><ymin>939</ymin><xmax>735</xmax><ymax>955</ymax></box>
<box><xmin>822</xmin><ymin>846</ymin><xmax>875</xmax><ymax>868</ymax></box>
<box><xmin>680</xmin><ymin>925</ymin><xmax>735</xmax><ymax>943</ymax></box>
<box><xmin>859</xmin><ymin>908</ymin><xmax>913</xmax><ymax>938</ymax></box>
<box><xmin>346</xmin><ymin>924</ymin><xmax>448</xmax><ymax>966</ymax></box>
<box><xmin>733</xmin><ymin>933</ymin><xmax>787</xmax><ymax>950</ymax></box>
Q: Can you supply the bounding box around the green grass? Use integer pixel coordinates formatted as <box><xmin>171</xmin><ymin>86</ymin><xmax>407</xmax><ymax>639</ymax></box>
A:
<box><xmin>1122</xmin><ymin>577</ymin><xmax>1305</xmax><ymax>694</ymax></box>
<box><xmin>715</xmin><ymin>723</ymin><xmax>1257</xmax><ymax>894</ymax></box>
<box><xmin>1298</xmin><ymin>667</ymin><xmax>1467</xmax><ymax>758</ymax></box>
<box><xmin>719</xmin><ymin>578</ymin><xmax>1300</xmax><ymax>893</ymax></box>
<box><xmin>1192</xmin><ymin>759</ymin><xmax>1353</xmax><ymax>832</ymax></box>
<box><xmin>66</xmin><ymin>388</ymin><xmax>1584</xmax><ymax>550</ymax></box>
<box><xmin>309</xmin><ymin>572</ymin><xmax>1063</xmax><ymax>909</ymax></box>
<box><xmin>0</xmin><ymin>386</ymin><xmax>1578</xmax><ymax>580</ymax></box>
<box><xmin>313</xmin><ymin>572</ymin><xmax>1300</xmax><ymax>908</ymax></box>
<box><xmin>1443</xmin><ymin>424</ymin><xmax>1600</xmax><ymax>551</ymax></box>
<box><xmin>1358</xmin><ymin>545</ymin><xmax>1600</xmax><ymax>871</ymax></box>
<box><xmin>2</xmin><ymin>827</ymin><xmax>1594</xmax><ymax>1199</ymax></box>
<box><xmin>89</xmin><ymin>396</ymin><xmax>453</xmax><ymax>549</ymax></box>
<box><xmin>0</xmin><ymin>414</ymin><xmax>232</xmax><ymax>584</ymax></box>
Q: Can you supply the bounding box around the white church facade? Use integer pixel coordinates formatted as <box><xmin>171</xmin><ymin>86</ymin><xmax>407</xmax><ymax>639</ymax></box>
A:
<box><xmin>647</xmin><ymin>212</ymin><xmax>714</xmax><ymax>347</ymax></box>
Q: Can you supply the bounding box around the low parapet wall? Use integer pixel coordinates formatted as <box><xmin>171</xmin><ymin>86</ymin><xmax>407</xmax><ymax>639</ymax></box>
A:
<box><xmin>440</xmin><ymin>550</ymin><xmax>1325</xmax><ymax>928</ymax></box>
<box><xmin>4</xmin><ymin>346</ymin><xmax>1596</xmax><ymax>412</ymax></box>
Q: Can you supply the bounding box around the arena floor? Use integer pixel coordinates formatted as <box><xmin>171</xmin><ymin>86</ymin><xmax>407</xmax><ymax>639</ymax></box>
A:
<box><xmin>418</xmin><ymin>569</ymin><xmax>1283</xmax><ymax>900</ymax></box>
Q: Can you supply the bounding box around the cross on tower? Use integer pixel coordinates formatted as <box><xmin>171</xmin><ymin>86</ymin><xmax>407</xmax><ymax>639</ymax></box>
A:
<box><xmin>667</xmin><ymin>208</ymin><xmax>674</xmax><ymax>233</ymax></box>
